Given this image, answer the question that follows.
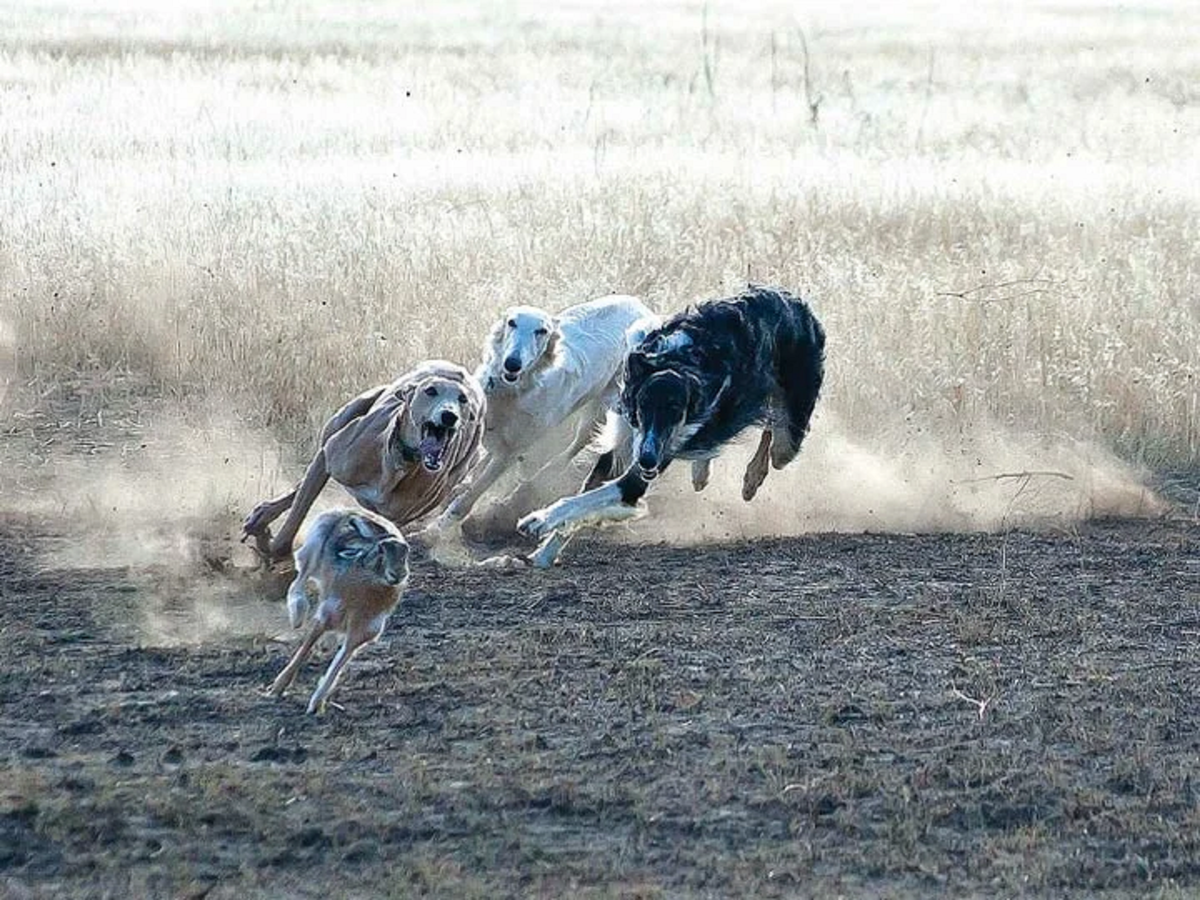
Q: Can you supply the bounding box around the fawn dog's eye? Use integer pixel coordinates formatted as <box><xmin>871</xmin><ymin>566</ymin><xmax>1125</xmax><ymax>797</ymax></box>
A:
<box><xmin>507</xmin><ymin>318</ymin><xmax>517</xmax><ymax>328</ymax></box>
<box><xmin>457</xmin><ymin>392</ymin><xmax>467</xmax><ymax>403</ymax></box>
<box><xmin>534</xmin><ymin>327</ymin><xmax>548</xmax><ymax>337</ymax></box>
<box><xmin>423</xmin><ymin>386</ymin><xmax>438</xmax><ymax>397</ymax></box>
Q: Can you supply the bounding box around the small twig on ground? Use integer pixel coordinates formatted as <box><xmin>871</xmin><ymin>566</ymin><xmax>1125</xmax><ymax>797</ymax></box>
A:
<box><xmin>954</xmin><ymin>470</ymin><xmax>1075</xmax><ymax>485</ymax></box>
<box><xmin>936</xmin><ymin>277</ymin><xmax>1060</xmax><ymax>302</ymax></box>
<box><xmin>628</xmin><ymin>646</ymin><xmax>663</xmax><ymax>666</ymax></box>
<box><xmin>950</xmin><ymin>687</ymin><xmax>994</xmax><ymax>721</ymax></box>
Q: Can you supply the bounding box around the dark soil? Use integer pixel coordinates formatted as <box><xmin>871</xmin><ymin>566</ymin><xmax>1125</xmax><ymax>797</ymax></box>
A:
<box><xmin>2</xmin><ymin>503</ymin><xmax>1199</xmax><ymax>898</ymax></box>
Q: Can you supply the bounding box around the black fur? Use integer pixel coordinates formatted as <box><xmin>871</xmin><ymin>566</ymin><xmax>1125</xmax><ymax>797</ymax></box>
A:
<box><xmin>598</xmin><ymin>285</ymin><xmax>825</xmax><ymax>504</ymax></box>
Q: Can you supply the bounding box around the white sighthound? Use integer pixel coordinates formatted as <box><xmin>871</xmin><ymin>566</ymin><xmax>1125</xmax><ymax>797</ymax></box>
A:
<box><xmin>418</xmin><ymin>294</ymin><xmax>659</xmax><ymax>564</ymax></box>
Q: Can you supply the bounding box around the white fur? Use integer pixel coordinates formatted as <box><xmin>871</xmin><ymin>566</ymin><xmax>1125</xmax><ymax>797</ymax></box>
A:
<box><xmin>423</xmin><ymin>295</ymin><xmax>659</xmax><ymax>544</ymax></box>
<box><xmin>515</xmin><ymin>369</ymin><xmax>732</xmax><ymax>567</ymax></box>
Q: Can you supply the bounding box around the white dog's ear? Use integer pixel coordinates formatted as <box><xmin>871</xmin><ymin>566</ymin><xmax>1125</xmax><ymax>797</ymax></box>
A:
<box><xmin>544</xmin><ymin>317</ymin><xmax>562</xmax><ymax>358</ymax></box>
<box><xmin>478</xmin><ymin>318</ymin><xmax>507</xmax><ymax>381</ymax></box>
<box><xmin>490</xmin><ymin>316</ymin><xmax>508</xmax><ymax>344</ymax></box>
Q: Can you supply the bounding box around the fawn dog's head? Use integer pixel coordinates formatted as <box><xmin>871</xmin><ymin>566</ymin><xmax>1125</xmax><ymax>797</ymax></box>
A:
<box><xmin>394</xmin><ymin>375</ymin><xmax>477</xmax><ymax>473</ymax></box>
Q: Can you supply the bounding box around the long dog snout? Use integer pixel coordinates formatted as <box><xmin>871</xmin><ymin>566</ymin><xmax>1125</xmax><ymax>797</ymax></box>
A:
<box><xmin>637</xmin><ymin>436</ymin><xmax>662</xmax><ymax>478</ymax></box>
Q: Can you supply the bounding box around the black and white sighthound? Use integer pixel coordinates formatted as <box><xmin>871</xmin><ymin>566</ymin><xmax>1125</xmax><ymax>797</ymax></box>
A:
<box><xmin>517</xmin><ymin>285</ymin><xmax>826</xmax><ymax>565</ymax></box>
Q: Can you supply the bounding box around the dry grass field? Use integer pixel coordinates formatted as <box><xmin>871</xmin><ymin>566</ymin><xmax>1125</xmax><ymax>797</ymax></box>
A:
<box><xmin>1</xmin><ymin>0</ymin><xmax>1198</xmax><ymax>897</ymax></box>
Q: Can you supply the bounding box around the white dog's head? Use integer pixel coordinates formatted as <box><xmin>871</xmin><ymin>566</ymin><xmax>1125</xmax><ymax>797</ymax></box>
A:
<box><xmin>479</xmin><ymin>306</ymin><xmax>560</xmax><ymax>391</ymax></box>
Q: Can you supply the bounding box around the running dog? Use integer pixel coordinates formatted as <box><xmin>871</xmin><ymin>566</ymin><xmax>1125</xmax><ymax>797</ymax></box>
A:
<box><xmin>243</xmin><ymin>360</ymin><xmax>485</xmax><ymax>563</ymax></box>
<box><xmin>517</xmin><ymin>286</ymin><xmax>825</xmax><ymax>566</ymax></box>
<box><xmin>417</xmin><ymin>294</ymin><xmax>657</xmax><ymax>553</ymax></box>
<box><xmin>269</xmin><ymin>509</ymin><xmax>409</xmax><ymax>714</ymax></box>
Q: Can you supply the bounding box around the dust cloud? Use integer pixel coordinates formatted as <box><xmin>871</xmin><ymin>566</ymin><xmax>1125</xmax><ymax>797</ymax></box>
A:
<box><xmin>0</xmin><ymin>386</ymin><xmax>1167</xmax><ymax>644</ymax></box>
<box><xmin>0</xmin><ymin>402</ymin><xmax>334</xmax><ymax>646</ymax></box>
<box><xmin>633</xmin><ymin>410</ymin><xmax>1166</xmax><ymax>544</ymax></box>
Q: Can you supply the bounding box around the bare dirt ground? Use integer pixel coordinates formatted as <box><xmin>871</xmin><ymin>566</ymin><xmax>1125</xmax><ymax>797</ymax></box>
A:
<box><xmin>2</xmin><ymin>488</ymin><xmax>1199</xmax><ymax>897</ymax></box>
<box><xmin>0</xmin><ymin>382</ymin><xmax>1197</xmax><ymax>899</ymax></box>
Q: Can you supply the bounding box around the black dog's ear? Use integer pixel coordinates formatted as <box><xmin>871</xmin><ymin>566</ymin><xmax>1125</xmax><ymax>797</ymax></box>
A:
<box><xmin>626</xmin><ymin>350</ymin><xmax>652</xmax><ymax>385</ymax></box>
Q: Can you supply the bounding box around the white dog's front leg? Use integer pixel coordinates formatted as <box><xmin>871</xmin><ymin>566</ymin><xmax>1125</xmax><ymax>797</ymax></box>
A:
<box><xmin>526</xmin><ymin>531</ymin><xmax>570</xmax><ymax>568</ymax></box>
<box><xmin>441</xmin><ymin>450</ymin><xmax>511</xmax><ymax>523</ymax></box>
<box><xmin>413</xmin><ymin>508</ymin><xmax>463</xmax><ymax>546</ymax></box>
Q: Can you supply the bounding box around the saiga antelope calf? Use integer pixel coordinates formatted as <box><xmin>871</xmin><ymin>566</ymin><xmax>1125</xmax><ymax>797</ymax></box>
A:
<box><xmin>269</xmin><ymin>509</ymin><xmax>409</xmax><ymax>714</ymax></box>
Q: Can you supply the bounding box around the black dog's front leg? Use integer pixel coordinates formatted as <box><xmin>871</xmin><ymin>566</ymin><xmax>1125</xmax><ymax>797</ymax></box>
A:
<box><xmin>615</xmin><ymin>466</ymin><xmax>650</xmax><ymax>505</ymax></box>
<box><xmin>518</xmin><ymin>462</ymin><xmax>657</xmax><ymax>541</ymax></box>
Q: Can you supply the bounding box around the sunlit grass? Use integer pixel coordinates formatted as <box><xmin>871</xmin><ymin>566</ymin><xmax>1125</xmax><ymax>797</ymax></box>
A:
<box><xmin>3</xmin><ymin>0</ymin><xmax>1197</xmax><ymax>468</ymax></box>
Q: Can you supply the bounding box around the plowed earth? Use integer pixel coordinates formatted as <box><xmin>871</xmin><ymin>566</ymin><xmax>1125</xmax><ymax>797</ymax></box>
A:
<box><xmin>3</xmin><ymin>501</ymin><xmax>1199</xmax><ymax>898</ymax></box>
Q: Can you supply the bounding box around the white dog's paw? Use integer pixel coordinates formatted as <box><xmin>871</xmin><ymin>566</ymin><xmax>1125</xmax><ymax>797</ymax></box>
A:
<box><xmin>410</xmin><ymin>521</ymin><xmax>440</xmax><ymax>544</ymax></box>
<box><xmin>413</xmin><ymin>514</ymin><xmax>453</xmax><ymax>543</ymax></box>
<box><xmin>477</xmin><ymin>553</ymin><xmax>530</xmax><ymax>570</ymax></box>
<box><xmin>431</xmin><ymin>539</ymin><xmax>473</xmax><ymax>567</ymax></box>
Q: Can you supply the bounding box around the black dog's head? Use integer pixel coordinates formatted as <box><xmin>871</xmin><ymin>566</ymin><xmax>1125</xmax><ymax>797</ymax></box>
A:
<box><xmin>622</xmin><ymin>344</ymin><xmax>709</xmax><ymax>479</ymax></box>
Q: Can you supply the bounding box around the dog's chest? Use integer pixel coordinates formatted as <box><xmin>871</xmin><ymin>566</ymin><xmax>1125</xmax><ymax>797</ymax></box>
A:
<box><xmin>485</xmin><ymin>391</ymin><xmax>544</xmax><ymax>438</ymax></box>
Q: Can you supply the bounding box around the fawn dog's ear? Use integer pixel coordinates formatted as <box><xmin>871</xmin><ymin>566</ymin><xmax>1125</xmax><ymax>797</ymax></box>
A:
<box><xmin>350</xmin><ymin>515</ymin><xmax>375</xmax><ymax>540</ymax></box>
<box><xmin>395</xmin><ymin>380</ymin><xmax>418</xmax><ymax>404</ymax></box>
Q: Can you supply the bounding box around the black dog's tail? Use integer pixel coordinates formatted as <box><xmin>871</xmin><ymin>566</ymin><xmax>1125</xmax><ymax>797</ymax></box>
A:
<box><xmin>772</xmin><ymin>289</ymin><xmax>825</xmax><ymax>455</ymax></box>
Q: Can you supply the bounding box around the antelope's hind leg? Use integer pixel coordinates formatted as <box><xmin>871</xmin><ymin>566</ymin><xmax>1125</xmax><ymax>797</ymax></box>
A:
<box><xmin>270</xmin><ymin>619</ymin><xmax>327</xmax><ymax>697</ymax></box>
<box><xmin>305</xmin><ymin>619</ymin><xmax>384</xmax><ymax>714</ymax></box>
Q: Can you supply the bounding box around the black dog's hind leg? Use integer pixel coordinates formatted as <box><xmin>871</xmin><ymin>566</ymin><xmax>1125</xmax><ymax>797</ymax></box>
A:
<box><xmin>742</xmin><ymin>430</ymin><xmax>772</xmax><ymax>500</ymax></box>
